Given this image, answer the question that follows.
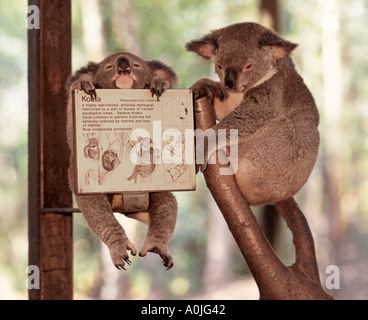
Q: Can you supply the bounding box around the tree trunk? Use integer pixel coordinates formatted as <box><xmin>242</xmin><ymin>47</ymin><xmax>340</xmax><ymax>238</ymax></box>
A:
<box><xmin>80</xmin><ymin>0</ymin><xmax>106</xmax><ymax>61</ymax></box>
<box><xmin>203</xmin><ymin>196</ymin><xmax>232</xmax><ymax>289</ymax></box>
<box><xmin>111</xmin><ymin>0</ymin><xmax>142</xmax><ymax>55</ymax></box>
<box><xmin>319</xmin><ymin>0</ymin><xmax>344</xmax><ymax>265</ymax></box>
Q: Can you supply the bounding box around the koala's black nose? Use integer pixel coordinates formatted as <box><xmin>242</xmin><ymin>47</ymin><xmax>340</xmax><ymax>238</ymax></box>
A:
<box><xmin>117</xmin><ymin>57</ymin><xmax>131</xmax><ymax>75</ymax></box>
<box><xmin>224</xmin><ymin>68</ymin><xmax>237</xmax><ymax>90</ymax></box>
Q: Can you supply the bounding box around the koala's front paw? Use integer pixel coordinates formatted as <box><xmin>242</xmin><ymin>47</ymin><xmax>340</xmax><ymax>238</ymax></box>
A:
<box><xmin>70</xmin><ymin>80</ymin><xmax>97</xmax><ymax>99</ymax></box>
<box><xmin>150</xmin><ymin>78</ymin><xmax>169</xmax><ymax>101</ymax></box>
<box><xmin>139</xmin><ymin>238</ymin><xmax>174</xmax><ymax>270</ymax></box>
<box><xmin>190</xmin><ymin>78</ymin><xmax>228</xmax><ymax>105</ymax></box>
<box><xmin>108</xmin><ymin>239</ymin><xmax>137</xmax><ymax>270</ymax></box>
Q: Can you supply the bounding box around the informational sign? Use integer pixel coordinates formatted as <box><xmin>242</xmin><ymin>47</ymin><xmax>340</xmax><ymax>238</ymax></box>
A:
<box><xmin>72</xmin><ymin>89</ymin><xmax>196</xmax><ymax>194</ymax></box>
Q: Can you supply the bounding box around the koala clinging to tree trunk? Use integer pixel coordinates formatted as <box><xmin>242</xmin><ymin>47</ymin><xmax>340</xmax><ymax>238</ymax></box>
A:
<box><xmin>66</xmin><ymin>52</ymin><xmax>178</xmax><ymax>270</ymax></box>
<box><xmin>186</xmin><ymin>22</ymin><xmax>320</xmax><ymax>206</ymax></box>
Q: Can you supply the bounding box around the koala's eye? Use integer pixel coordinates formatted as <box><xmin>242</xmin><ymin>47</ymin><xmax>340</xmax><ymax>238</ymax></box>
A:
<box><xmin>133</xmin><ymin>63</ymin><xmax>141</xmax><ymax>68</ymax></box>
<box><xmin>106</xmin><ymin>65</ymin><xmax>113</xmax><ymax>70</ymax></box>
<box><xmin>243</xmin><ymin>63</ymin><xmax>254</xmax><ymax>71</ymax></box>
<box><xmin>217</xmin><ymin>64</ymin><xmax>223</xmax><ymax>70</ymax></box>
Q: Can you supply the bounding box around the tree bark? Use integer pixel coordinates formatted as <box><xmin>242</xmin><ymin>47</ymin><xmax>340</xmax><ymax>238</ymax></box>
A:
<box><xmin>203</xmin><ymin>196</ymin><xmax>232</xmax><ymax>289</ymax></box>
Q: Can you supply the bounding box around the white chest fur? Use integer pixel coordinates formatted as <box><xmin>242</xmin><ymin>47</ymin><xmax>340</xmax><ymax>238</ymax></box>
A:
<box><xmin>214</xmin><ymin>91</ymin><xmax>244</xmax><ymax>120</ymax></box>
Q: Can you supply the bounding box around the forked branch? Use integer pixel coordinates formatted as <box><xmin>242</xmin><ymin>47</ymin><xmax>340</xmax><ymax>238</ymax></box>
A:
<box><xmin>195</xmin><ymin>97</ymin><xmax>333</xmax><ymax>300</ymax></box>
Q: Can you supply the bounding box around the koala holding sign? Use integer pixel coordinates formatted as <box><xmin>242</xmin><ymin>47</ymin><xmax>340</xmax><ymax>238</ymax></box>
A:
<box><xmin>66</xmin><ymin>52</ymin><xmax>178</xmax><ymax>270</ymax></box>
<box><xmin>186</xmin><ymin>22</ymin><xmax>319</xmax><ymax>206</ymax></box>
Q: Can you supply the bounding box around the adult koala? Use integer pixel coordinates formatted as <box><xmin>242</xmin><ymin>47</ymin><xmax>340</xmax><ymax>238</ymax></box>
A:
<box><xmin>66</xmin><ymin>52</ymin><xmax>178</xmax><ymax>270</ymax></box>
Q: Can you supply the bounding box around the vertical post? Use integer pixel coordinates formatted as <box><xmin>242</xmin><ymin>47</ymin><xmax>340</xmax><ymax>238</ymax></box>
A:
<box><xmin>28</xmin><ymin>0</ymin><xmax>73</xmax><ymax>300</ymax></box>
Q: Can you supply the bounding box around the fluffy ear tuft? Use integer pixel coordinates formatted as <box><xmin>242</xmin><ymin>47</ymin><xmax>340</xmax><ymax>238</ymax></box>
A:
<box><xmin>147</xmin><ymin>60</ymin><xmax>178</xmax><ymax>88</ymax></box>
<box><xmin>258</xmin><ymin>30</ymin><xmax>298</xmax><ymax>58</ymax></box>
<box><xmin>185</xmin><ymin>33</ymin><xmax>218</xmax><ymax>60</ymax></box>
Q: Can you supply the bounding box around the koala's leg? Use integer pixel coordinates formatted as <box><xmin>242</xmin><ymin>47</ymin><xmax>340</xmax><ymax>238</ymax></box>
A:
<box><xmin>69</xmin><ymin>166</ymin><xmax>136</xmax><ymax>270</ymax></box>
<box><xmin>75</xmin><ymin>194</ymin><xmax>137</xmax><ymax>270</ymax></box>
<box><xmin>139</xmin><ymin>192</ymin><xmax>178</xmax><ymax>270</ymax></box>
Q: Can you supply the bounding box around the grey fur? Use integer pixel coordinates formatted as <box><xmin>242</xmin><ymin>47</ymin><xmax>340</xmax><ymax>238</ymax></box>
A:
<box><xmin>186</xmin><ymin>22</ymin><xmax>319</xmax><ymax>206</ymax></box>
<box><xmin>66</xmin><ymin>52</ymin><xmax>178</xmax><ymax>270</ymax></box>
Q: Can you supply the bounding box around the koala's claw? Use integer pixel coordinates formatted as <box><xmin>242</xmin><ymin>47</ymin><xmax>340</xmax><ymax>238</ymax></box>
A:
<box><xmin>150</xmin><ymin>78</ymin><xmax>169</xmax><ymax>101</ymax></box>
<box><xmin>196</xmin><ymin>151</ymin><xmax>209</xmax><ymax>174</ymax></box>
<box><xmin>71</xmin><ymin>80</ymin><xmax>97</xmax><ymax>99</ymax></box>
<box><xmin>151</xmin><ymin>88</ymin><xmax>163</xmax><ymax>101</ymax></box>
<box><xmin>109</xmin><ymin>239</ymin><xmax>137</xmax><ymax>271</ymax></box>
<box><xmin>115</xmin><ymin>258</ymin><xmax>132</xmax><ymax>270</ymax></box>
<box><xmin>190</xmin><ymin>79</ymin><xmax>228</xmax><ymax>105</ymax></box>
<box><xmin>197</xmin><ymin>158</ymin><xmax>209</xmax><ymax>174</ymax></box>
<box><xmin>139</xmin><ymin>241</ymin><xmax>174</xmax><ymax>270</ymax></box>
<box><xmin>161</xmin><ymin>255</ymin><xmax>174</xmax><ymax>270</ymax></box>
<box><xmin>88</xmin><ymin>89</ymin><xmax>97</xmax><ymax>100</ymax></box>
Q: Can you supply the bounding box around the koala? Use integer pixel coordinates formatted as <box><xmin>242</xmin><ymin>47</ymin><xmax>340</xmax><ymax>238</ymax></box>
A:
<box><xmin>84</xmin><ymin>137</ymin><xmax>99</xmax><ymax>160</ymax></box>
<box><xmin>186</xmin><ymin>22</ymin><xmax>320</xmax><ymax>206</ymax></box>
<box><xmin>66</xmin><ymin>52</ymin><xmax>178</xmax><ymax>270</ymax></box>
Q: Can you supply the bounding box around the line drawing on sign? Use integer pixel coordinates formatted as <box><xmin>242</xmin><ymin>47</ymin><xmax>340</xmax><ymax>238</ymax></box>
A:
<box><xmin>162</xmin><ymin>97</ymin><xmax>188</xmax><ymax>127</ymax></box>
<box><xmin>82</xmin><ymin>132</ymin><xmax>128</xmax><ymax>185</ymax></box>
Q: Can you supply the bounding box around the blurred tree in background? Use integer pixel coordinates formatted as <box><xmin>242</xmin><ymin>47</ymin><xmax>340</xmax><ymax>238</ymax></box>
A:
<box><xmin>0</xmin><ymin>0</ymin><xmax>28</xmax><ymax>299</ymax></box>
<box><xmin>0</xmin><ymin>0</ymin><xmax>368</xmax><ymax>299</ymax></box>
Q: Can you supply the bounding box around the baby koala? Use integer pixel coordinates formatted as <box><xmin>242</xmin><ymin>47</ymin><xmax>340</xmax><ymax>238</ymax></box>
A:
<box><xmin>186</xmin><ymin>22</ymin><xmax>320</xmax><ymax>207</ymax></box>
<box><xmin>66</xmin><ymin>52</ymin><xmax>178</xmax><ymax>270</ymax></box>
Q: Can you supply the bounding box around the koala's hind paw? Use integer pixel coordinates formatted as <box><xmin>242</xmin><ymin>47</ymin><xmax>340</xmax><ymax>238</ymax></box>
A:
<box><xmin>71</xmin><ymin>80</ymin><xmax>97</xmax><ymax>99</ymax></box>
<box><xmin>190</xmin><ymin>78</ymin><xmax>228</xmax><ymax>105</ymax></box>
<box><xmin>109</xmin><ymin>239</ymin><xmax>137</xmax><ymax>270</ymax></box>
<box><xmin>139</xmin><ymin>241</ymin><xmax>174</xmax><ymax>270</ymax></box>
<box><xmin>150</xmin><ymin>78</ymin><xmax>169</xmax><ymax>101</ymax></box>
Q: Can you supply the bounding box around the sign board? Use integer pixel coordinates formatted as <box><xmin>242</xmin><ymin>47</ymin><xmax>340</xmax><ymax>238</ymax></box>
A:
<box><xmin>73</xmin><ymin>89</ymin><xmax>196</xmax><ymax>194</ymax></box>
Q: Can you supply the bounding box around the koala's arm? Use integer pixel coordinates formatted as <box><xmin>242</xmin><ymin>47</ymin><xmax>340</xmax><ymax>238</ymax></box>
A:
<box><xmin>139</xmin><ymin>192</ymin><xmax>177</xmax><ymax>270</ymax></box>
<box><xmin>66</xmin><ymin>61</ymin><xmax>99</xmax><ymax>97</ymax></box>
<box><xmin>197</xmin><ymin>84</ymin><xmax>279</xmax><ymax>172</ymax></box>
<box><xmin>190</xmin><ymin>78</ymin><xmax>229</xmax><ymax>103</ymax></box>
<box><xmin>214</xmin><ymin>85</ymin><xmax>278</xmax><ymax>138</ymax></box>
<box><xmin>147</xmin><ymin>60</ymin><xmax>178</xmax><ymax>88</ymax></box>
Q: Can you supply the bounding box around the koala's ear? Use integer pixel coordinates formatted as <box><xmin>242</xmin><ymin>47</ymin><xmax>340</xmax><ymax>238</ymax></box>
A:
<box><xmin>258</xmin><ymin>30</ymin><xmax>298</xmax><ymax>58</ymax></box>
<box><xmin>147</xmin><ymin>60</ymin><xmax>178</xmax><ymax>88</ymax></box>
<box><xmin>185</xmin><ymin>33</ymin><xmax>218</xmax><ymax>61</ymax></box>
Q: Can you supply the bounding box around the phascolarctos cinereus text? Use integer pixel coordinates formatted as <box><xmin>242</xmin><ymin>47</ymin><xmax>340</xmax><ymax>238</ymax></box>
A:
<box><xmin>66</xmin><ymin>52</ymin><xmax>178</xmax><ymax>270</ymax></box>
<box><xmin>186</xmin><ymin>22</ymin><xmax>319</xmax><ymax>206</ymax></box>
